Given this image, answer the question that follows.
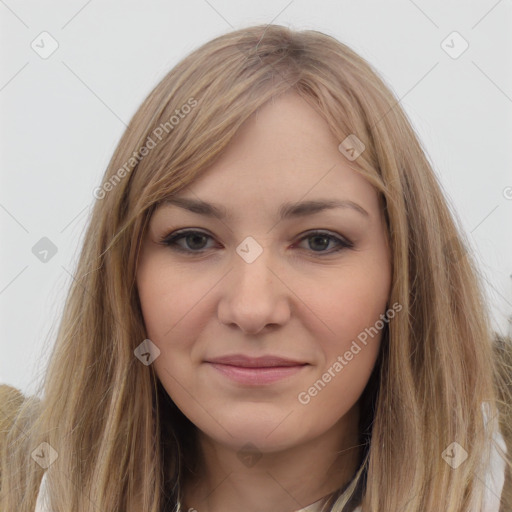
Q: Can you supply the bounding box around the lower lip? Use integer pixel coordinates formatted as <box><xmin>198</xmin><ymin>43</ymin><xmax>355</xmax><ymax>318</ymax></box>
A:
<box><xmin>207</xmin><ymin>363</ymin><xmax>307</xmax><ymax>385</ymax></box>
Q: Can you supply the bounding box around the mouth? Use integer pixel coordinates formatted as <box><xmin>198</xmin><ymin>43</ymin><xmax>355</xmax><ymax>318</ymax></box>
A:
<box><xmin>204</xmin><ymin>354</ymin><xmax>309</xmax><ymax>385</ymax></box>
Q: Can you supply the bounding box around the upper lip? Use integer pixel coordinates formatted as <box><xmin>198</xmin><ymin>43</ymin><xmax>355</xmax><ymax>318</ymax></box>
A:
<box><xmin>205</xmin><ymin>354</ymin><xmax>308</xmax><ymax>368</ymax></box>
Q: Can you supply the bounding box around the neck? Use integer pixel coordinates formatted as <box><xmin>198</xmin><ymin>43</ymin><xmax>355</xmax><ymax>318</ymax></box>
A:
<box><xmin>181</xmin><ymin>403</ymin><xmax>361</xmax><ymax>512</ymax></box>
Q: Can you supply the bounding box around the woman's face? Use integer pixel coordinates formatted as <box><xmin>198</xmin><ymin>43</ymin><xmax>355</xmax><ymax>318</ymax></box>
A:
<box><xmin>136</xmin><ymin>91</ymin><xmax>392</xmax><ymax>453</ymax></box>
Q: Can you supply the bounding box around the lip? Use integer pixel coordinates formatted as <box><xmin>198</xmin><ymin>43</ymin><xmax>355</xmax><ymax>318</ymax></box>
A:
<box><xmin>204</xmin><ymin>354</ymin><xmax>309</xmax><ymax>385</ymax></box>
<box><xmin>206</xmin><ymin>354</ymin><xmax>307</xmax><ymax>367</ymax></box>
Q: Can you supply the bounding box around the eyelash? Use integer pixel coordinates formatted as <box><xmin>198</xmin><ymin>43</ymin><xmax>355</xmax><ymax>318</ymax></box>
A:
<box><xmin>158</xmin><ymin>229</ymin><xmax>354</xmax><ymax>256</ymax></box>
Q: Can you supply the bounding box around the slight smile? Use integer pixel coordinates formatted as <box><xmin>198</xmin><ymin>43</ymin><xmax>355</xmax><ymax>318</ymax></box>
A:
<box><xmin>204</xmin><ymin>354</ymin><xmax>310</xmax><ymax>386</ymax></box>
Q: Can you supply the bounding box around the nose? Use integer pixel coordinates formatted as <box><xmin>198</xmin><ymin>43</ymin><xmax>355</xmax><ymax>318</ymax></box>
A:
<box><xmin>217</xmin><ymin>246</ymin><xmax>291</xmax><ymax>335</ymax></box>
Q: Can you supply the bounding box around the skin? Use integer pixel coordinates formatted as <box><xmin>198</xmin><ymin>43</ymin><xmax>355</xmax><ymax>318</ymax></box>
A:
<box><xmin>136</xmin><ymin>91</ymin><xmax>392</xmax><ymax>512</ymax></box>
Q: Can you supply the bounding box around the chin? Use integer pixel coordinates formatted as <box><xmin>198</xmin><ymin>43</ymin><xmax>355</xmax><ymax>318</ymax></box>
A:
<box><xmin>220</xmin><ymin>429</ymin><xmax>301</xmax><ymax>454</ymax></box>
<box><xmin>200</xmin><ymin>414</ymin><xmax>307</xmax><ymax>454</ymax></box>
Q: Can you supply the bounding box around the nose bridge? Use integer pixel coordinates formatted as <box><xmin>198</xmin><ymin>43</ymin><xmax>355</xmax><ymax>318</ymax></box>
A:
<box><xmin>232</xmin><ymin>236</ymin><xmax>275</xmax><ymax>297</ymax></box>
<box><xmin>218</xmin><ymin>236</ymin><xmax>289</xmax><ymax>333</ymax></box>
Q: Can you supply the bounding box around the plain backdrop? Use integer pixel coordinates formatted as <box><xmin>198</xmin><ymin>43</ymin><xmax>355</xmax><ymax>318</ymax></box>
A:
<box><xmin>1</xmin><ymin>0</ymin><xmax>511</xmax><ymax>397</ymax></box>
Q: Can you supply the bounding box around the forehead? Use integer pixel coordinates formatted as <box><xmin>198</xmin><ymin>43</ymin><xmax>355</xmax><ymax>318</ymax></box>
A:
<box><xmin>160</xmin><ymin>92</ymin><xmax>380</xmax><ymax>218</ymax></box>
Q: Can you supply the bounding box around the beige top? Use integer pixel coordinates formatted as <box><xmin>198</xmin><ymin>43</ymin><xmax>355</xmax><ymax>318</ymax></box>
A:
<box><xmin>294</xmin><ymin>499</ymin><xmax>362</xmax><ymax>512</ymax></box>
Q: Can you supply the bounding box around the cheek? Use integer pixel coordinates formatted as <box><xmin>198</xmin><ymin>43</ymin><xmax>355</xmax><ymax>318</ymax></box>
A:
<box><xmin>301</xmin><ymin>301</ymin><xmax>385</xmax><ymax>420</ymax></box>
<box><xmin>136</xmin><ymin>258</ymin><xmax>205</xmax><ymax>340</ymax></box>
<box><xmin>300</xmin><ymin>337</ymin><xmax>381</xmax><ymax>427</ymax></box>
<box><xmin>137</xmin><ymin>280</ymin><xmax>174</xmax><ymax>341</ymax></box>
<box><xmin>310</xmin><ymin>264</ymin><xmax>390</xmax><ymax>341</ymax></box>
<box><xmin>136</xmin><ymin>270</ymin><xmax>200</xmax><ymax>407</ymax></box>
<box><xmin>136</xmin><ymin>260</ymin><xmax>212</xmax><ymax>388</ymax></box>
<box><xmin>301</xmin><ymin>261</ymin><xmax>389</xmax><ymax>399</ymax></box>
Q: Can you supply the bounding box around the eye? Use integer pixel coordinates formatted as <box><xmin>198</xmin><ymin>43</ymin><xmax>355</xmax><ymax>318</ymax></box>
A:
<box><xmin>294</xmin><ymin>230</ymin><xmax>353</xmax><ymax>254</ymax></box>
<box><xmin>159</xmin><ymin>229</ymin><xmax>354</xmax><ymax>256</ymax></box>
<box><xmin>159</xmin><ymin>230</ymin><xmax>216</xmax><ymax>252</ymax></box>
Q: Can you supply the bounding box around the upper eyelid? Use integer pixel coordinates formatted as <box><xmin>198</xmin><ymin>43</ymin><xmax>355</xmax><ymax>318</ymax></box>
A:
<box><xmin>160</xmin><ymin>228</ymin><xmax>353</xmax><ymax>250</ymax></box>
<box><xmin>161</xmin><ymin>228</ymin><xmax>349</xmax><ymax>240</ymax></box>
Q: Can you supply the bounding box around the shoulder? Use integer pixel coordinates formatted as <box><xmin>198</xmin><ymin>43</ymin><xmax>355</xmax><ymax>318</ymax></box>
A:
<box><xmin>492</xmin><ymin>333</ymin><xmax>512</xmax><ymax>509</ymax></box>
<box><xmin>34</xmin><ymin>471</ymin><xmax>50</xmax><ymax>512</ymax></box>
<box><xmin>482</xmin><ymin>403</ymin><xmax>507</xmax><ymax>511</ymax></box>
<box><xmin>0</xmin><ymin>384</ymin><xmax>45</xmax><ymax>510</ymax></box>
<box><xmin>0</xmin><ymin>384</ymin><xmax>27</xmax><ymax>465</ymax></box>
<box><xmin>0</xmin><ymin>383</ymin><xmax>26</xmax><ymax>429</ymax></box>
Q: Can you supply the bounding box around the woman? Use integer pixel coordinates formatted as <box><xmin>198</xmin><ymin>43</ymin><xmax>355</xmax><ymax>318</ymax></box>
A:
<box><xmin>1</xmin><ymin>24</ymin><xmax>511</xmax><ymax>511</ymax></box>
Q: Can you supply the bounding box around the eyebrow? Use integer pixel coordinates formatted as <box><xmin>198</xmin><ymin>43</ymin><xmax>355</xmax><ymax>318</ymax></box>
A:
<box><xmin>161</xmin><ymin>197</ymin><xmax>370</xmax><ymax>220</ymax></box>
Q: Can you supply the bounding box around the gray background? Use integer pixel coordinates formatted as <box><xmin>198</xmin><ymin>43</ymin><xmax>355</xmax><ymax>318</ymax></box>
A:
<box><xmin>1</xmin><ymin>0</ymin><xmax>511</xmax><ymax>396</ymax></box>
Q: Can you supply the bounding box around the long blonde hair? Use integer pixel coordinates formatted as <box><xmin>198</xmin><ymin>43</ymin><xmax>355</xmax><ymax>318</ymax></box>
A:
<box><xmin>1</xmin><ymin>24</ymin><xmax>511</xmax><ymax>511</ymax></box>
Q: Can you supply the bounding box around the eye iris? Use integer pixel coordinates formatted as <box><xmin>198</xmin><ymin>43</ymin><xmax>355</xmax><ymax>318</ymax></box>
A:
<box><xmin>186</xmin><ymin>233</ymin><xmax>208</xmax><ymax>250</ymax></box>
<box><xmin>309</xmin><ymin>234</ymin><xmax>330</xmax><ymax>251</ymax></box>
